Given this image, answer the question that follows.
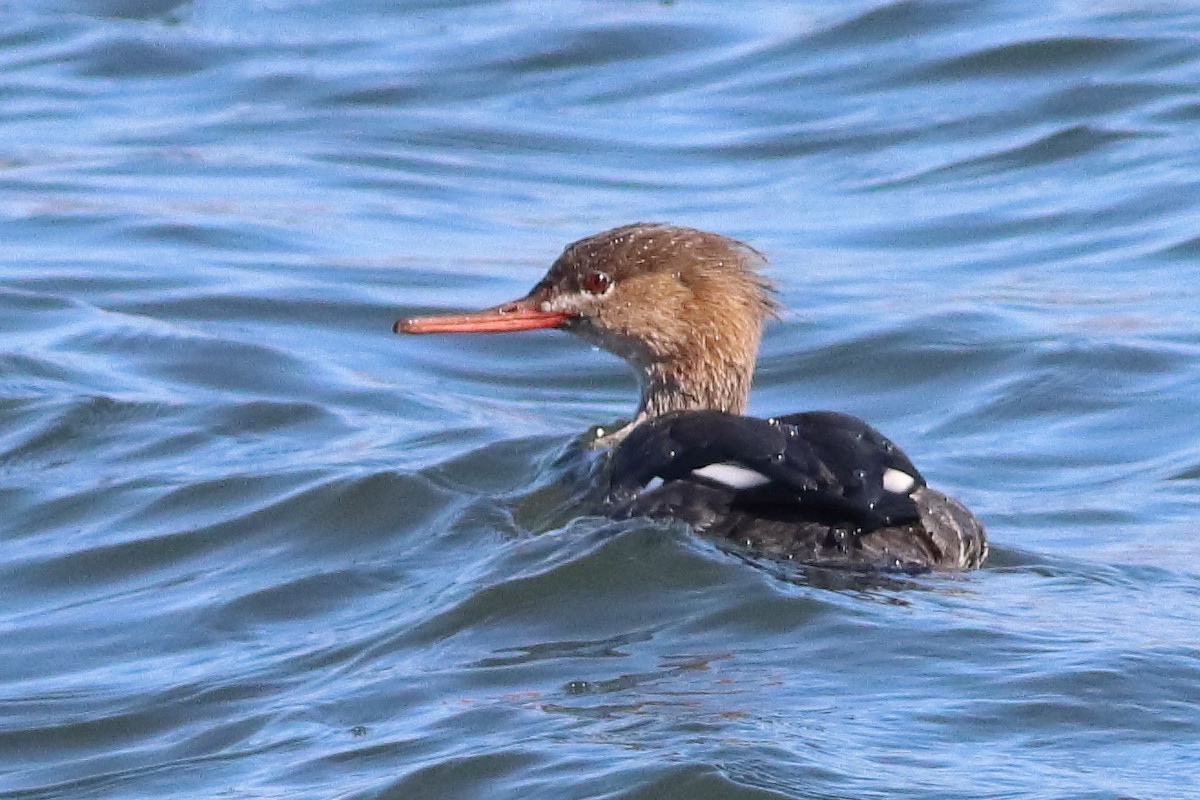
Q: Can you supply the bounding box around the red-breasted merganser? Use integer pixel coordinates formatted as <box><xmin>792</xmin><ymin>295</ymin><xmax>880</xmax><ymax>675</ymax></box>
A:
<box><xmin>396</xmin><ymin>224</ymin><xmax>987</xmax><ymax>570</ymax></box>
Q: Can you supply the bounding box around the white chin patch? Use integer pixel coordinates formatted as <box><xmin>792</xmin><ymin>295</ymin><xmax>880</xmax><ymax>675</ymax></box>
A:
<box><xmin>882</xmin><ymin>467</ymin><xmax>916</xmax><ymax>494</ymax></box>
<box><xmin>690</xmin><ymin>463</ymin><xmax>772</xmax><ymax>490</ymax></box>
<box><xmin>643</xmin><ymin>476</ymin><xmax>664</xmax><ymax>492</ymax></box>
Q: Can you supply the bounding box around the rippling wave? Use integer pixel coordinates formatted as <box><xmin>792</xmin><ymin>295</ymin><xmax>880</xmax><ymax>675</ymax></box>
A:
<box><xmin>3</xmin><ymin>1</ymin><xmax>1200</xmax><ymax>798</ymax></box>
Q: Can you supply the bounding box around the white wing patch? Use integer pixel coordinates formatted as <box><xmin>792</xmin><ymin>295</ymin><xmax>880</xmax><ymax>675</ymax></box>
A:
<box><xmin>882</xmin><ymin>467</ymin><xmax>916</xmax><ymax>494</ymax></box>
<box><xmin>691</xmin><ymin>462</ymin><xmax>772</xmax><ymax>490</ymax></box>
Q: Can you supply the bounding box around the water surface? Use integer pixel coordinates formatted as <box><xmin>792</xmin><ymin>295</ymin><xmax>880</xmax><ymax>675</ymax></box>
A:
<box><xmin>3</xmin><ymin>1</ymin><xmax>1200</xmax><ymax>798</ymax></box>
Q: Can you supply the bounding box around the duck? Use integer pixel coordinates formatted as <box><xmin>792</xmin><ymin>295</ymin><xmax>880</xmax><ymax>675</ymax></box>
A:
<box><xmin>395</xmin><ymin>223</ymin><xmax>986</xmax><ymax>570</ymax></box>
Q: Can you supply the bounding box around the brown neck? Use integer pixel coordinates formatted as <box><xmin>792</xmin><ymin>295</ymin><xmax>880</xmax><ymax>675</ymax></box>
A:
<box><xmin>617</xmin><ymin>297</ymin><xmax>765</xmax><ymax>445</ymax></box>
<box><xmin>592</xmin><ymin>333</ymin><xmax>759</xmax><ymax>447</ymax></box>
<box><xmin>636</xmin><ymin>337</ymin><xmax>757</xmax><ymax>420</ymax></box>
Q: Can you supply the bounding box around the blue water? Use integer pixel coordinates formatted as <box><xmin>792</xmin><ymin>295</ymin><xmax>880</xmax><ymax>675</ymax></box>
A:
<box><xmin>3</xmin><ymin>1</ymin><xmax>1200</xmax><ymax>797</ymax></box>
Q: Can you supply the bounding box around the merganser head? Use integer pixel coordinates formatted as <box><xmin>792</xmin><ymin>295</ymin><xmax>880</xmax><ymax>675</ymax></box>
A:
<box><xmin>396</xmin><ymin>223</ymin><xmax>778</xmax><ymax>424</ymax></box>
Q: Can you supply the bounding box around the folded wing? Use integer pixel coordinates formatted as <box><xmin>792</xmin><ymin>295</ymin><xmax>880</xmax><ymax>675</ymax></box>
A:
<box><xmin>606</xmin><ymin>410</ymin><xmax>926</xmax><ymax>531</ymax></box>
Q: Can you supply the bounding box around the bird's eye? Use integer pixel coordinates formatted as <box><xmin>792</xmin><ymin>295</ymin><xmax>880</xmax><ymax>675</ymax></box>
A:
<box><xmin>581</xmin><ymin>271</ymin><xmax>612</xmax><ymax>294</ymax></box>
